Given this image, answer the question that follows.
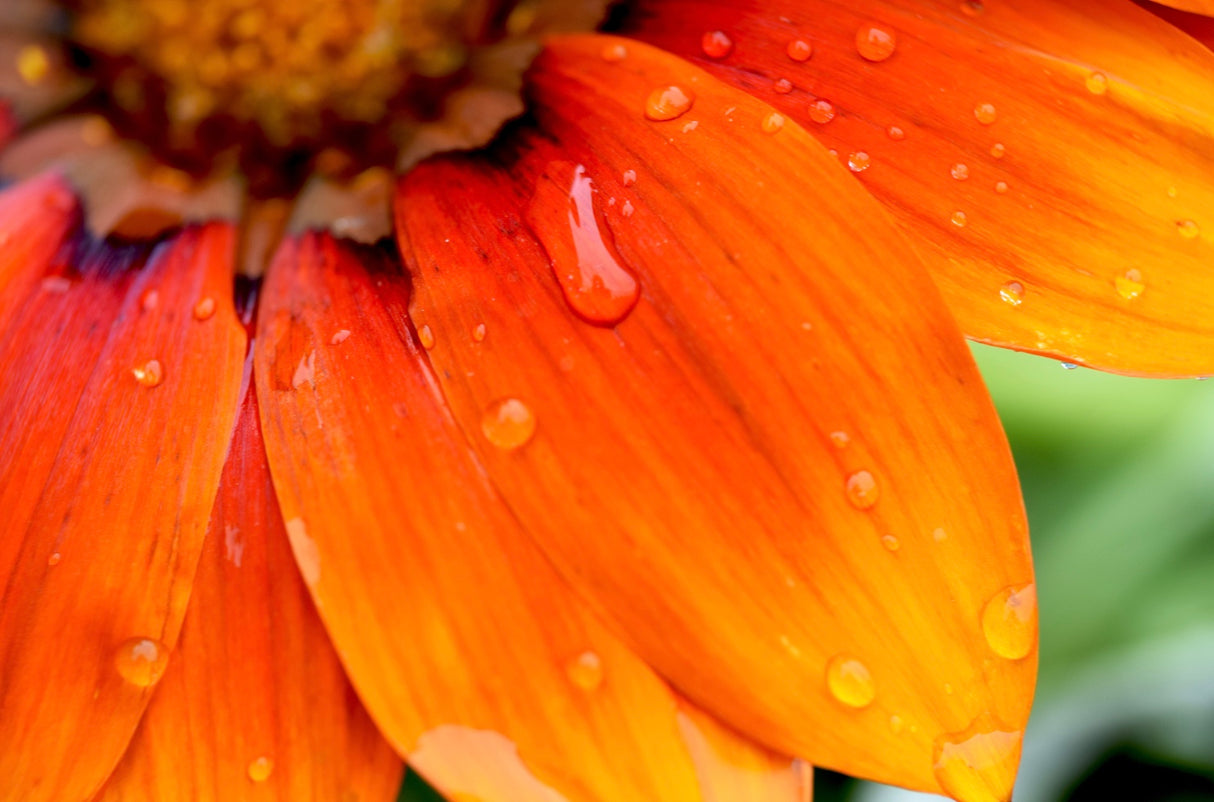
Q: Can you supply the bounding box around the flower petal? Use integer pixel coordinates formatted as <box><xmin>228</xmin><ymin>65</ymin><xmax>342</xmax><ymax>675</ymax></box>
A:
<box><xmin>1138</xmin><ymin>0</ymin><xmax>1214</xmax><ymax>47</ymax></box>
<box><xmin>97</xmin><ymin>382</ymin><xmax>403</xmax><ymax>800</ymax></box>
<box><xmin>0</xmin><ymin>216</ymin><xmax>246</xmax><ymax>801</ymax></box>
<box><xmin>1148</xmin><ymin>0</ymin><xmax>1214</xmax><ymax>14</ymax></box>
<box><xmin>395</xmin><ymin>35</ymin><xmax>1033</xmax><ymax>800</ymax></box>
<box><xmin>254</xmin><ymin>233</ymin><xmax>806</xmax><ymax>802</ymax></box>
<box><xmin>624</xmin><ymin>0</ymin><xmax>1214</xmax><ymax>376</ymax></box>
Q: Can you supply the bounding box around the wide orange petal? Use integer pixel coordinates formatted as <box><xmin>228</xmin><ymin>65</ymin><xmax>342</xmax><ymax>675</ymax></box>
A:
<box><xmin>625</xmin><ymin>0</ymin><xmax>1214</xmax><ymax>376</ymax></box>
<box><xmin>97</xmin><ymin>381</ymin><xmax>403</xmax><ymax>800</ymax></box>
<box><xmin>254</xmin><ymin>232</ymin><xmax>806</xmax><ymax>802</ymax></box>
<box><xmin>395</xmin><ymin>34</ymin><xmax>1033</xmax><ymax>801</ymax></box>
<box><xmin>0</xmin><ymin>219</ymin><xmax>246</xmax><ymax>802</ymax></box>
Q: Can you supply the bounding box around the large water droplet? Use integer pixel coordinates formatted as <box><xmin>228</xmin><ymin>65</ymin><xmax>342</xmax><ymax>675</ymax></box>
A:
<box><xmin>530</xmin><ymin>163</ymin><xmax>640</xmax><ymax>326</ymax></box>
<box><xmin>701</xmin><ymin>30</ymin><xmax>733</xmax><ymax>59</ymax></box>
<box><xmin>951</xmin><ymin>210</ymin><xmax>968</xmax><ymax>228</ymax></box>
<box><xmin>933</xmin><ymin>715</ymin><xmax>1023</xmax><ymax>802</ymax></box>
<box><xmin>1177</xmin><ymin>219</ymin><xmax>1200</xmax><ymax>239</ymax></box>
<box><xmin>114</xmin><ymin>637</ymin><xmax>170</xmax><ymax>687</ymax></box>
<box><xmin>1115</xmin><ymin>268</ymin><xmax>1144</xmax><ymax>301</ymax></box>
<box><xmin>565</xmin><ymin>651</ymin><xmax>604</xmax><ymax>691</ymax></box>
<box><xmin>773</xmin><ymin>77</ymin><xmax>794</xmax><ymax>94</ymax></box>
<box><xmin>856</xmin><ymin>24</ymin><xmax>897</xmax><ymax>62</ymax></box>
<box><xmin>193</xmin><ymin>297</ymin><xmax>216</xmax><ymax>321</ymax></box>
<box><xmin>762</xmin><ymin>112</ymin><xmax>786</xmax><ymax>134</ymax></box>
<box><xmin>247</xmin><ymin>756</ymin><xmax>274</xmax><ymax>783</ymax></box>
<box><xmin>848</xmin><ymin>152</ymin><xmax>871</xmax><ymax>173</ymax></box>
<box><xmin>973</xmin><ymin>103</ymin><xmax>997</xmax><ymax>125</ymax></box>
<box><xmin>999</xmin><ymin>281</ymin><xmax>1024</xmax><ymax>306</ymax></box>
<box><xmin>132</xmin><ymin>359</ymin><xmax>164</xmax><ymax>387</ymax></box>
<box><xmin>418</xmin><ymin>324</ymin><xmax>437</xmax><ymax>350</ymax></box>
<box><xmin>881</xmin><ymin>535</ymin><xmax>900</xmax><ymax>552</ymax></box>
<box><xmin>645</xmin><ymin>86</ymin><xmax>694</xmax><ymax>121</ymax></box>
<box><xmin>826</xmin><ymin>654</ymin><xmax>876</xmax><ymax>708</ymax></box>
<box><xmin>990</xmin><ymin>142</ymin><xmax>1006</xmax><ymax>159</ymax></box>
<box><xmin>808</xmin><ymin>99</ymin><xmax>836</xmax><ymax>124</ymax></box>
<box><xmin>787</xmin><ymin>39</ymin><xmax>813</xmax><ymax>62</ymax></box>
<box><xmin>482</xmin><ymin>398</ymin><xmax>537</xmax><ymax>450</ymax></box>
<box><xmin>1085</xmin><ymin>72</ymin><xmax>1108</xmax><ymax>95</ymax></box>
<box><xmin>845</xmin><ymin>470</ymin><xmax>879</xmax><ymax>509</ymax></box>
<box><xmin>981</xmin><ymin>584</ymin><xmax>1037</xmax><ymax>660</ymax></box>
<box><xmin>601</xmin><ymin>43</ymin><xmax>628</xmax><ymax>63</ymax></box>
<box><xmin>951</xmin><ymin>163</ymin><xmax>970</xmax><ymax>181</ymax></box>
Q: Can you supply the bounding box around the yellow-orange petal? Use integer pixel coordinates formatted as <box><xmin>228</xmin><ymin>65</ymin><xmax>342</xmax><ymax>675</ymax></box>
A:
<box><xmin>254</xmin><ymin>232</ymin><xmax>807</xmax><ymax>802</ymax></box>
<box><xmin>626</xmin><ymin>0</ymin><xmax>1214</xmax><ymax>376</ymax></box>
<box><xmin>97</xmin><ymin>384</ymin><xmax>403</xmax><ymax>801</ymax></box>
<box><xmin>395</xmin><ymin>34</ymin><xmax>1033</xmax><ymax>800</ymax></box>
<box><xmin>0</xmin><ymin>223</ymin><xmax>246</xmax><ymax>801</ymax></box>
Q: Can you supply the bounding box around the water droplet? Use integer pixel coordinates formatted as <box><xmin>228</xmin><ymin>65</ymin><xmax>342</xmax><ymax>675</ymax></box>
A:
<box><xmin>848</xmin><ymin>152</ymin><xmax>871</xmax><ymax>173</ymax></box>
<box><xmin>773</xmin><ymin>77</ymin><xmax>794</xmax><ymax>94</ymax></box>
<box><xmin>973</xmin><ymin>102</ymin><xmax>997</xmax><ymax>125</ymax></box>
<box><xmin>855</xmin><ymin>24</ymin><xmax>897</xmax><ymax>62</ymax></box>
<box><xmin>47</xmin><ymin>552</ymin><xmax>61</xmax><ymax>566</ymax></box>
<box><xmin>622</xmin><ymin>169</ymin><xmax>637</xmax><ymax>187</ymax></box>
<box><xmin>951</xmin><ymin>211</ymin><xmax>968</xmax><ymax>228</ymax></box>
<box><xmin>193</xmin><ymin>297</ymin><xmax>216</xmax><ymax>320</ymax></box>
<box><xmin>132</xmin><ymin>359</ymin><xmax>163</xmax><ymax>387</ymax></box>
<box><xmin>762</xmin><ymin>112</ymin><xmax>786</xmax><ymax>133</ymax></box>
<box><xmin>999</xmin><ymin>281</ymin><xmax>1024</xmax><ymax>306</ymax></box>
<box><xmin>645</xmin><ymin>86</ymin><xmax>694</xmax><ymax>121</ymax></box>
<box><xmin>829</xmin><ymin>430</ymin><xmax>850</xmax><ymax>447</ymax></box>
<box><xmin>1060</xmin><ymin>362</ymin><xmax>1078</xmax><ymax>370</ymax></box>
<box><xmin>531</xmin><ymin>163</ymin><xmax>641</xmax><ymax>326</ymax></box>
<box><xmin>960</xmin><ymin>0</ymin><xmax>985</xmax><ymax>15</ymax></box>
<box><xmin>808</xmin><ymin>99</ymin><xmax>836</xmax><ymax>124</ymax></box>
<box><xmin>247</xmin><ymin>756</ymin><xmax>274</xmax><ymax>783</ymax></box>
<box><xmin>990</xmin><ymin>142</ymin><xmax>1006</xmax><ymax>158</ymax></box>
<box><xmin>787</xmin><ymin>40</ymin><xmax>813</xmax><ymax>62</ymax></box>
<box><xmin>887</xmin><ymin>125</ymin><xmax>905</xmax><ymax>140</ymax></box>
<box><xmin>825</xmin><ymin>654</ymin><xmax>876</xmax><ymax>708</ymax></box>
<box><xmin>994</xmin><ymin>181</ymin><xmax>1008</xmax><ymax>194</ymax></box>
<box><xmin>601</xmin><ymin>43</ymin><xmax>628</xmax><ymax>63</ymax></box>
<box><xmin>1115</xmin><ymin>268</ymin><xmax>1144</xmax><ymax>301</ymax></box>
<box><xmin>845</xmin><ymin>470</ymin><xmax>879</xmax><ymax>509</ymax></box>
<box><xmin>933</xmin><ymin>715</ymin><xmax>1022</xmax><ymax>802</ymax></box>
<box><xmin>951</xmin><ymin>163</ymin><xmax>970</xmax><ymax>181</ymax></box>
<box><xmin>291</xmin><ymin>350</ymin><xmax>316</xmax><ymax>389</ymax></box>
<box><xmin>621</xmin><ymin>199</ymin><xmax>635</xmax><ymax>218</ymax></box>
<box><xmin>482</xmin><ymin>398</ymin><xmax>537</xmax><ymax>450</ymax></box>
<box><xmin>330</xmin><ymin>329</ymin><xmax>351</xmax><ymax>345</ymax></box>
<box><xmin>472</xmin><ymin>323</ymin><xmax>487</xmax><ymax>342</ymax></box>
<box><xmin>565</xmin><ymin>651</ymin><xmax>604</xmax><ymax>691</ymax></box>
<box><xmin>982</xmin><ymin>583</ymin><xmax>1037</xmax><ymax>660</ymax></box>
<box><xmin>701</xmin><ymin>30</ymin><xmax>733</xmax><ymax>59</ymax></box>
<box><xmin>681</xmin><ymin>120</ymin><xmax>699</xmax><ymax>133</ymax></box>
<box><xmin>1177</xmin><ymin>219</ymin><xmax>1200</xmax><ymax>239</ymax></box>
<box><xmin>881</xmin><ymin>535</ymin><xmax>900</xmax><ymax>552</ymax></box>
<box><xmin>933</xmin><ymin>527</ymin><xmax>948</xmax><ymax>542</ymax></box>
<box><xmin>114</xmin><ymin>637</ymin><xmax>170</xmax><ymax>687</ymax></box>
<box><xmin>1085</xmin><ymin>72</ymin><xmax>1108</xmax><ymax>95</ymax></box>
<box><xmin>418</xmin><ymin>324</ymin><xmax>436</xmax><ymax>350</ymax></box>
<box><xmin>140</xmin><ymin>289</ymin><xmax>160</xmax><ymax>312</ymax></box>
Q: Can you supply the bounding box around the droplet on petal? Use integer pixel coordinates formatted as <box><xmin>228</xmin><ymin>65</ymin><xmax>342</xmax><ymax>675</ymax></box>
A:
<box><xmin>472</xmin><ymin>323</ymin><xmax>487</xmax><ymax>342</ymax></box>
<box><xmin>565</xmin><ymin>651</ymin><xmax>604</xmax><ymax>691</ymax></box>
<box><xmin>1115</xmin><ymin>268</ymin><xmax>1144</xmax><ymax>301</ymax></box>
<box><xmin>933</xmin><ymin>715</ymin><xmax>1023</xmax><ymax>802</ymax></box>
<box><xmin>887</xmin><ymin>125</ymin><xmax>905</xmax><ymax>140</ymax></box>
<box><xmin>999</xmin><ymin>281</ymin><xmax>1025</xmax><ymax>306</ymax></box>
<box><xmin>951</xmin><ymin>163</ymin><xmax>970</xmax><ymax>181</ymax></box>
<box><xmin>645</xmin><ymin>86</ymin><xmax>694</xmax><ymax>121</ymax></box>
<box><xmin>247</xmin><ymin>756</ymin><xmax>274</xmax><ymax>783</ymax></box>
<box><xmin>829</xmin><ymin>430</ymin><xmax>850</xmax><ymax>447</ymax></box>
<box><xmin>848</xmin><ymin>152</ymin><xmax>871</xmax><ymax>173</ymax></box>
<box><xmin>826</xmin><ymin>654</ymin><xmax>876</xmax><ymax>708</ymax></box>
<box><xmin>787</xmin><ymin>40</ymin><xmax>813</xmax><ymax>62</ymax></box>
<box><xmin>990</xmin><ymin>142</ymin><xmax>1006</xmax><ymax>158</ymax></box>
<box><xmin>981</xmin><ymin>584</ymin><xmax>1037</xmax><ymax>660</ymax></box>
<box><xmin>808</xmin><ymin>99</ymin><xmax>836</xmax><ymax>124</ymax></box>
<box><xmin>701</xmin><ymin>30</ymin><xmax>733</xmax><ymax>59</ymax></box>
<box><xmin>994</xmin><ymin>181</ymin><xmax>1009</xmax><ymax>194</ymax></box>
<box><xmin>481</xmin><ymin>398</ymin><xmax>537</xmax><ymax>450</ymax></box>
<box><xmin>418</xmin><ymin>324</ymin><xmax>436</xmax><ymax>350</ymax></box>
<box><xmin>601</xmin><ymin>43</ymin><xmax>628</xmax><ymax>63</ymax></box>
<box><xmin>113</xmin><ymin>637</ymin><xmax>170</xmax><ymax>688</ymax></box>
<box><xmin>951</xmin><ymin>211</ymin><xmax>968</xmax><ymax>228</ymax></box>
<box><xmin>1085</xmin><ymin>72</ymin><xmax>1108</xmax><ymax>95</ymax></box>
<box><xmin>192</xmin><ymin>297</ymin><xmax>216</xmax><ymax>320</ymax></box>
<box><xmin>1177</xmin><ymin>219</ymin><xmax>1200</xmax><ymax>239</ymax></box>
<box><xmin>973</xmin><ymin>103</ymin><xmax>997</xmax><ymax>125</ymax></box>
<box><xmin>855</xmin><ymin>24</ymin><xmax>897</xmax><ymax>62</ymax></box>
<box><xmin>845</xmin><ymin>470</ymin><xmax>879</xmax><ymax>509</ymax></box>
<box><xmin>762</xmin><ymin>112</ymin><xmax>786</xmax><ymax>134</ymax></box>
<box><xmin>132</xmin><ymin>359</ymin><xmax>164</xmax><ymax>387</ymax></box>
<box><xmin>773</xmin><ymin>78</ymin><xmax>793</xmax><ymax>95</ymax></box>
<box><xmin>330</xmin><ymin>329</ymin><xmax>351</xmax><ymax>345</ymax></box>
<box><xmin>881</xmin><ymin>535</ymin><xmax>900</xmax><ymax>552</ymax></box>
<box><xmin>622</xmin><ymin>169</ymin><xmax>637</xmax><ymax>187</ymax></box>
<box><xmin>47</xmin><ymin>552</ymin><xmax>61</xmax><ymax>566</ymax></box>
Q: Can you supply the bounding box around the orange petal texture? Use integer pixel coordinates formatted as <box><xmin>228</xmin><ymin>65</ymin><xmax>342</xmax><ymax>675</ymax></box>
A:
<box><xmin>0</xmin><ymin>212</ymin><xmax>246</xmax><ymax>802</ymax></box>
<box><xmin>98</xmin><ymin>382</ymin><xmax>403</xmax><ymax>801</ymax></box>
<box><xmin>1148</xmin><ymin>0</ymin><xmax>1214</xmax><ymax>14</ymax></box>
<box><xmin>624</xmin><ymin>0</ymin><xmax>1214</xmax><ymax>376</ymax></box>
<box><xmin>254</xmin><ymin>233</ymin><xmax>808</xmax><ymax>802</ymax></box>
<box><xmin>1140</xmin><ymin>0</ymin><xmax>1214</xmax><ymax>47</ymax></box>
<box><xmin>395</xmin><ymin>34</ymin><xmax>1034</xmax><ymax>801</ymax></box>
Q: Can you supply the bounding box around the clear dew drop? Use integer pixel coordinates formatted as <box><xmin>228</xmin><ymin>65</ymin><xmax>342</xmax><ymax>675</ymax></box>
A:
<box><xmin>887</xmin><ymin>125</ymin><xmax>905</xmax><ymax>140</ymax></box>
<box><xmin>825</xmin><ymin>654</ymin><xmax>876</xmax><ymax>708</ymax></box>
<box><xmin>762</xmin><ymin>112</ymin><xmax>786</xmax><ymax>134</ymax></box>
<box><xmin>247</xmin><ymin>756</ymin><xmax>274</xmax><ymax>783</ymax></box>
<box><xmin>845</xmin><ymin>470</ymin><xmax>879</xmax><ymax>510</ymax></box>
<box><xmin>132</xmin><ymin>359</ymin><xmax>164</xmax><ymax>387</ymax></box>
<box><xmin>1115</xmin><ymin>268</ymin><xmax>1144</xmax><ymax>301</ymax></box>
<box><xmin>808</xmin><ymin>99</ymin><xmax>836</xmax><ymax>124</ymax></box>
<box><xmin>951</xmin><ymin>163</ymin><xmax>970</xmax><ymax>181</ymax></box>
<box><xmin>418</xmin><ymin>324</ymin><xmax>436</xmax><ymax>350</ymax></box>
<box><xmin>933</xmin><ymin>715</ymin><xmax>1023</xmax><ymax>802</ymax></box>
<box><xmin>330</xmin><ymin>329</ymin><xmax>351</xmax><ymax>345</ymax></box>
<box><xmin>113</xmin><ymin>637</ymin><xmax>170</xmax><ymax>688</ymax></box>
<box><xmin>773</xmin><ymin>77</ymin><xmax>794</xmax><ymax>94</ymax></box>
<box><xmin>601</xmin><ymin>43</ymin><xmax>628</xmax><ymax>63</ymax></box>
<box><xmin>192</xmin><ymin>297</ymin><xmax>216</xmax><ymax>321</ymax></box>
<box><xmin>999</xmin><ymin>281</ymin><xmax>1024</xmax><ymax>306</ymax></box>
<box><xmin>140</xmin><ymin>289</ymin><xmax>159</xmax><ymax>312</ymax></box>
<box><xmin>645</xmin><ymin>86</ymin><xmax>695</xmax><ymax>121</ymax></box>
<box><xmin>994</xmin><ymin>181</ymin><xmax>1009</xmax><ymax>194</ymax></box>
<box><xmin>951</xmin><ymin>210</ymin><xmax>968</xmax><ymax>228</ymax></box>
<box><xmin>481</xmin><ymin>398</ymin><xmax>537</xmax><ymax>450</ymax></box>
<box><xmin>855</xmin><ymin>23</ymin><xmax>897</xmax><ymax>62</ymax></box>
<box><xmin>990</xmin><ymin>142</ymin><xmax>1006</xmax><ymax>159</ymax></box>
<box><xmin>472</xmin><ymin>323</ymin><xmax>487</xmax><ymax>343</ymax></box>
<box><xmin>622</xmin><ymin>169</ymin><xmax>637</xmax><ymax>187</ymax></box>
<box><xmin>981</xmin><ymin>583</ymin><xmax>1037</xmax><ymax>660</ymax></box>
<box><xmin>829</xmin><ymin>430</ymin><xmax>850</xmax><ymax>447</ymax></box>
<box><xmin>701</xmin><ymin>30</ymin><xmax>734</xmax><ymax>59</ymax></box>
<box><xmin>973</xmin><ymin>102</ymin><xmax>997</xmax><ymax>125</ymax></box>
<box><xmin>47</xmin><ymin>552</ymin><xmax>61</xmax><ymax>566</ymax></box>
<box><xmin>1086</xmin><ymin>72</ymin><xmax>1108</xmax><ymax>95</ymax></box>
<box><xmin>787</xmin><ymin>39</ymin><xmax>813</xmax><ymax>62</ymax></box>
<box><xmin>1177</xmin><ymin>219</ymin><xmax>1200</xmax><ymax>239</ymax></box>
<box><xmin>848</xmin><ymin>152</ymin><xmax>871</xmax><ymax>173</ymax></box>
<box><xmin>564</xmin><ymin>651</ymin><xmax>604</xmax><ymax>691</ymax></box>
<box><xmin>881</xmin><ymin>534</ymin><xmax>900</xmax><ymax>552</ymax></box>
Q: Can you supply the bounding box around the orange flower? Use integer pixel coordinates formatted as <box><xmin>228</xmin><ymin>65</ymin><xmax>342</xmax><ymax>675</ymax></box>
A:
<box><xmin>0</xmin><ymin>1</ymin><xmax>1209</xmax><ymax>801</ymax></box>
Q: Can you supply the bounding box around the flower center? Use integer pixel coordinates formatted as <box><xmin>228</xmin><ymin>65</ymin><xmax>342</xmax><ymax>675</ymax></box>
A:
<box><xmin>61</xmin><ymin>0</ymin><xmax>579</xmax><ymax>195</ymax></box>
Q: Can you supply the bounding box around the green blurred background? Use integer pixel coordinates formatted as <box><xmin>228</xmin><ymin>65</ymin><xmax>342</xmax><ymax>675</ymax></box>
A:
<box><xmin>399</xmin><ymin>343</ymin><xmax>1214</xmax><ymax>802</ymax></box>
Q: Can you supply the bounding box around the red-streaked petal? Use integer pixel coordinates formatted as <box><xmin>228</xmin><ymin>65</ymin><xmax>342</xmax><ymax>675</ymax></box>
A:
<box><xmin>97</xmin><ymin>383</ymin><xmax>403</xmax><ymax>801</ymax></box>
<box><xmin>1148</xmin><ymin>0</ymin><xmax>1214</xmax><ymax>14</ymax></box>
<box><xmin>1138</xmin><ymin>0</ymin><xmax>1214</xmax><ymax>47</ymax></box>
<box><xmin>625</xmin><ymin>0</ymin><xmax>1214</xmax><ymax>376</ymax></box>
<box><xmin>254</xmin><ymin>233</ymin><xmax>806</xmax><ymax>802</ymax></box>
<box><xmin>395</xmin><ymin>34</ymin><xmax>1033</xmax><ymax>801</ymax></box>
<box><xmin>0</xmin><ymin>222</ymin><xmax>246</xmax><ymax>802</ymax></box>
